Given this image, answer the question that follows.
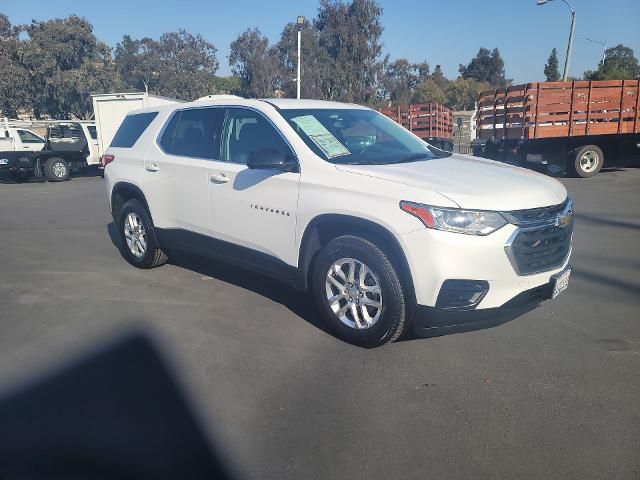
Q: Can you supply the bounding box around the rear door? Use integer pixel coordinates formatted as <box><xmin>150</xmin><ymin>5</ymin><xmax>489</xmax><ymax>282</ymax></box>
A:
<box><xmin>206</xmin><ymin>107</ymin><xmax>300</xmax><ymax>268</ymax></box>
<box><xmin>143</xmin><ymin>107</ymin><xmax>224</xmax><ymax>234</ymax></box>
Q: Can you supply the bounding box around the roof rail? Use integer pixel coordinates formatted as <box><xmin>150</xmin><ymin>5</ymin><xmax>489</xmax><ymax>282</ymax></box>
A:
<box><xmin>195</xmin><ymin>94</ymin><xmax>244</xmax><ymax>102</ymax></box>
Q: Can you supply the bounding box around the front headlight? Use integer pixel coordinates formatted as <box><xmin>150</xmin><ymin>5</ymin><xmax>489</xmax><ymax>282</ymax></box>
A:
<box><xmin>400</xmin><ymin>201</ymin><xmax>507</xmax><ymax>236</ymax></box>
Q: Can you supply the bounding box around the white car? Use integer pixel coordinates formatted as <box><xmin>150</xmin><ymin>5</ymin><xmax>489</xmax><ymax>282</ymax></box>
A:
<box><xmin>0</xmin><ymin>127</ymin><xmax>45</xmax><ymax>152</ymax></box>
<box><xmin>104</xmin><ymin>97</ymin><xmax>573</xmax><ymax>347</ymax></box>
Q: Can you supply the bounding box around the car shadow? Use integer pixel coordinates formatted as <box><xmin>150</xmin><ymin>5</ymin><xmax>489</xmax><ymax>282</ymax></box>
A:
<box><xmin>107</xmin><ymin>222</ymin><xmax>332</xmax><ymax>338</ymax></box>
<box><xmin>107</xmin><ymin>222</ymin><xmax>528</xmax><ymax>345</ymax></box>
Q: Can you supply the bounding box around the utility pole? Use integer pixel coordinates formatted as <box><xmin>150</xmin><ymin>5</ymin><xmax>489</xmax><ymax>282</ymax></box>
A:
<box><xmin>537</xmin><ymin>0</ymin><xmax>576</xmax><ymax>81</ymax></box>
<box><xmin>296</xmin><ymin>16</ymin><xmax>305</xmax><ymax>99</ymax></box>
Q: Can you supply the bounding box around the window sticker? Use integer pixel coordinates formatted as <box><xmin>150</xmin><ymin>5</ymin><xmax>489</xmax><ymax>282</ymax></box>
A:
<box><xmin>291</xmin><ymin>115</ymin><xmax>350</xmax><ymax>158</ymax></box>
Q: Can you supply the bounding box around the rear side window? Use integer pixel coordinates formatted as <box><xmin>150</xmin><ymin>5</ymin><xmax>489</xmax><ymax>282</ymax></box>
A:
<box><xmin>111</xmin><ymin>112</ymin><xmax>158</xmax><ymax>148</ymax></box>
<box><xmin>87</xmin><ymin>125</ymin><xmax>97</xmax><ymax>140</ymax></box>
<box><xmin>49</xmin><ymin>124</ymin><xmax>83</xmax><ymax>139</ymax></box>
<box><xmin>159</xmin><ymin>108</ymin><xmax>224</xmax><ymax>159</ymax></box>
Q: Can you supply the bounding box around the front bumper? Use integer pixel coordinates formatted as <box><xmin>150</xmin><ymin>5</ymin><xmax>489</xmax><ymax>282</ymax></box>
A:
<box><xmin>397</xmin><ymin>222</ymin><xmax>571</xmax><ymax>311</ymax></box>
<box><xmin>411</xmin><ymin>280</ymin><xmax>557</xmax><ymax>336</ymax></box>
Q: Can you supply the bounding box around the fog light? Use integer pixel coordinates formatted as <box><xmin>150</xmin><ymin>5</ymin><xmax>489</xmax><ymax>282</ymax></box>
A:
<box><xmin>435</xmin><ymin>280</ymin><xmax>489</xmax><ymax>310</ymax></box>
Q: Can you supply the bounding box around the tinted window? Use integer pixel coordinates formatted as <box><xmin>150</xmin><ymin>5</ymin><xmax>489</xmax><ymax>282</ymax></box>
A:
<box><xmin>221</xmin><ymin>108</ymin><xmax>292</xmax><ymax>164</ymax></box>
<box><xmin>17</xmin><ymin>130</ymin><xmax>44</xmax><ymax>143</ymax></box>
<box><xmin>48</xmin><ymin>124</ymin><xmax>83</xmax><ymax>140</ymax></box>
<box><xmin>111</xmin><ymin>112</ymin><xmax>158</xmax><ymax>148</ymax></box>
<box><xmin>87</xmin><ymin>125</ymin><xmax>97</xmax><ymax>140</ymax></box>
<box><xmin>160</xmin><ymin>108</ymin><xmax>224</xmax><ymax>159</ymax></box>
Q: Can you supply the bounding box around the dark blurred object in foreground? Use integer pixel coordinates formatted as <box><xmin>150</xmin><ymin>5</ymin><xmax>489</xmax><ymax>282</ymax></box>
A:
<box><xmin>0</xmin><ymin>333</ymin><xmax>235</xmax><ymax>479</ymax></box>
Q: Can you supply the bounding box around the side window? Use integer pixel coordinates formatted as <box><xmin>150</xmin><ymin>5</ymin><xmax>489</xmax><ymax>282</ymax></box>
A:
<box><xmin>87</xmin><ymin>125</ymin><xmax>97</xmax><ymax>140</ymax></box>
<box><xmin>159</xmin><ymin>108</ymin><xmax>224</xmax><ymax>159</ymax></box>
<box><xmin>17</xmin><ymin>130</ymin><xmax>44</xmax><ymax>143</ymax></box>
<box><xmin>111</xmin><ymin>112</ymin><xmax>158</xmax><ymax>148</ymax></box>
<box><xmin>221</xmin><ymin>108</ymin><xmax>293</xmax><ymax>164</ymax></box>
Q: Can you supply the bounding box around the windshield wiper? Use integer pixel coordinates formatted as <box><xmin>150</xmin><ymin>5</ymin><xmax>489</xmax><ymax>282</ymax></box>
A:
<box><xmin>386</xmin><ymin>153</ymin><xmax>433</xmax><ymax>164</ymax></box>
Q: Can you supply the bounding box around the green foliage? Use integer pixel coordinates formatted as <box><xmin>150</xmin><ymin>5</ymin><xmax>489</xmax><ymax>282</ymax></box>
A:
<box><xmin>459</xmin><ymin>47</ymin><xmax>508</xmax><ymax>87</ymax></box>
<box><xmin>445</xmin><ymin>77</ymin><xmax>491</xmax><ymax>111</ymax></box>
<box><xmin>413</xmin><ymin>78</ymin><xmax>446</xmax><ymax>105</ymax></box>
<box><xmin>315</xmin><ymin>0</ymin><xmax>385</xmax><ymax>104</ymax></box>
<box><xmin>229</xmin><ymin>28</ymin><xmax>283</xmax><ymax>98</ymax></box>
<box><xmin>544</xmin><ymin>48</ymin><xmax>560</xmax><ymax>82</ymax></box>
<box><xmin>0</xmin><ymin>14</ymin><xmax>28</xmax><ymax>117</ymax></box>
<box><xmin>276</xmin><ymin>20</ymin><xmax>333</xmax><ymax>99</ymax></box>
<box><xmin>380</xmin><ymin>58</ymin><xmax>421</xmax><ymax>104</ymax></box>
<box><xmin>20</xmin><ymin>15</ymin><xmax>116</xmax><ymax>119</ymax></box>
<box><xmin>584</xmin><ymin>44</ymin><xmax>640</xmax><ymax>80</ymax></box>
<box><xmin>114</xmin><ymin>30</ymin><xmax>219</xmax><ymax>100</ymax></box>
<box><xmin>211</xmin><ymin>76</ymin><xmax>240</xmax><ymax>94</ymax></box>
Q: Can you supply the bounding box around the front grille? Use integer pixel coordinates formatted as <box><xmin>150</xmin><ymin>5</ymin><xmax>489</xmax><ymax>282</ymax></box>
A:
<box><xmin>506</xmin><ymin>221</ymin><xmax>573</xmax><ymax>275</ymax></box>
<box><xmin>505</xmin><ymin>199</ymin><xmax>568</xmax><ymax>225</ymax></box>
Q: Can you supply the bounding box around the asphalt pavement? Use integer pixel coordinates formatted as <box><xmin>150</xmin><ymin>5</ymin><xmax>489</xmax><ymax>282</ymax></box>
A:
<box><xmin>0</xmin><ymin>167</ymin><xmax>639</xmax><ymax>479</ymax></box>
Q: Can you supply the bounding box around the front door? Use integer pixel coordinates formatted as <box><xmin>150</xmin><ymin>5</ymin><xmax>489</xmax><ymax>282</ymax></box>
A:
<box><xmin>207</xmin><ymin>107</ymin><xmax>301</xmax><ymax>269</ymax></box>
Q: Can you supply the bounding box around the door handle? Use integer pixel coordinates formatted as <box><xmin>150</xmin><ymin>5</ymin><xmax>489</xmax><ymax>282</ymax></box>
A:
<box><xmin>210</xmin><ymin>174</ymin><xmax>229</xmax><ymax>184</ymax></box>
<box><xmin>146</xmin><ymin>163</ymin><xmax>160</xmax><ymax>172</ymax></box>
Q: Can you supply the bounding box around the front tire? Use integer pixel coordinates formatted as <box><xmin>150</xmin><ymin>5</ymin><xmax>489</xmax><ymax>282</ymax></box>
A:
<box><xmin>312</xmin><ymin>236</ymin><xmax>408</xmax><ymax>347</ymax></box>
<box><xmin>118</xmin><ymin>199</ymin><xmax>168</xmax><ymax>269</ymax></box>
<box><xmin>571</xmin><ymin>144</ymin><xmax>603</xmax><ymax>178</ymax></box>
<box><xmin>43</xmin><ymin>157</ymin><xmax>70</xmax><ymax>182</ymax></box>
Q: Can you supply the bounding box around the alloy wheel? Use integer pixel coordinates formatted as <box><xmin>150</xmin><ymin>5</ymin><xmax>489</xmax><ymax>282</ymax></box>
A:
<box><xmin>325</xmin><ymin>257</ymin><xmax>383</xmax><ymax>330</ymax></box>
<box><xmin>123</xmin><ymin>212</ymin><xmax>147</xmax><ymax>258</ymax></box>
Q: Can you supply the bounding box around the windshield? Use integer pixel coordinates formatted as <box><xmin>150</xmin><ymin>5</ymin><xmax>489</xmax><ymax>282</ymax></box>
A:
<box><xmin>279</xmin><ymin>108</ymin><xmax>452</xmax><ymax>165</ymax></box>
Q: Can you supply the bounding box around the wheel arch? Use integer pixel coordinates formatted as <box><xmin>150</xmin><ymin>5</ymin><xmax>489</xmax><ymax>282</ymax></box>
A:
<box><xmin>111</xmin><ymin>182</ymin><xmax>152</xmax><ymax>225</ymax></box>
<box><xmin>297</xmin><ymin>214</ymin><xmax>416</xmax><ymax>305</ymax></box>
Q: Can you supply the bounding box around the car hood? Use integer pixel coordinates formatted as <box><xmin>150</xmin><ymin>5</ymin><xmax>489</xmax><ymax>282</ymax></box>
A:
<box><xmin>335</xmin><ymin>154</ymin><xmax>567</xmax><ymax>211</ymax></box>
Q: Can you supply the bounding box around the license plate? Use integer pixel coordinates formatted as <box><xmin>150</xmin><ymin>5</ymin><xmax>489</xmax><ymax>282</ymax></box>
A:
<box><xmin>551</xmin><ymin>267</ymin><xmax>571</xmax><ymax>298</ymax></box>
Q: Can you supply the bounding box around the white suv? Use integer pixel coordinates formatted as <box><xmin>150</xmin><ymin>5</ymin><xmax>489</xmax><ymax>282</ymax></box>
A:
<box><xmin>104</xmin><ymin>96</ymin><xmax>573</xmax><ymax>347</ymax></box>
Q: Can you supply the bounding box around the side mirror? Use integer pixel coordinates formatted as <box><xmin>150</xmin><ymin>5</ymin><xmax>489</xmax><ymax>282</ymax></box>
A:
<box><xmin>247</xmin><ymin>149</ymin><xmax>297</xmax><ymax>172</ymax></box>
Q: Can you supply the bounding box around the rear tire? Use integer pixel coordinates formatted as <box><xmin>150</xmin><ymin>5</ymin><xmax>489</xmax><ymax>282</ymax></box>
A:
<box><xmin>118</xmin><ymin>199</ymin><xmax>168</xmax><ymax>269</ymax></box>
<box><xmin>571</xmin><ymin>144</ymin><xmax>603</xmax><ymax>178</ymax></box>
<box><xmin>43</xmin><ymin>157</ymin><xmax>70</xmax><ymax>182</ymax></box>
<box><xmin>311</xmin><ymin>235</ymin><xmax>408</xmax><ymax>347</ymax></box>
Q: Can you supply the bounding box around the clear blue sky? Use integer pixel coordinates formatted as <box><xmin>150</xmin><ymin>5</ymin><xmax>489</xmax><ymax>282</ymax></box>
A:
<box><xmin>2</xmin><ymin>0</ymin><xmax>639</xmax><ymax>83</ymax></box>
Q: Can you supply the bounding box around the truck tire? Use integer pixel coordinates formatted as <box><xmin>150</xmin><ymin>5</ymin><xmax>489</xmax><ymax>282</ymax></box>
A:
<box><xmin>118</xmin><ymin>199</ymin><xmax>168</xmax><ymax>269</ymax></box>
<box><xmin>571</xmin><ymin>145</ymin><xmax>603</xmax><ymax>178</ymax></box>
<box><xmin>43</xmin><ymin>157</ymin><xmax>70</xmax><ymax>182</ymax></box>
<box><xmin>311</xmin><ymin>235</ymin><xmax>408</xmax><ymax>348</ymax></box>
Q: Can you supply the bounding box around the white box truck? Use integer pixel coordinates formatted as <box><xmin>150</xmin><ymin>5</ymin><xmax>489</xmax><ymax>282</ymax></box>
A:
<box><xmin>92</xmin><ymin>93</ymin><xmax>180</xmax><ymax>161</ymax></box>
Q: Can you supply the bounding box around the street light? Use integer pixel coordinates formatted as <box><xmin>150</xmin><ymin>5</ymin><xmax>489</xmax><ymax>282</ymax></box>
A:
<box><xmin>537</xmin><ymin>0</ymin><xmax>576</xmax><ymax>81</ymax></box>
<box><xmin>585</xmin><ymin>37</ymin><xmax>607</xmax><ymax>67</ymax></box>
<box><xmin>296</xmin><ymin>15</ymin><xmax>305</xmax><ymax>99</ymax></box>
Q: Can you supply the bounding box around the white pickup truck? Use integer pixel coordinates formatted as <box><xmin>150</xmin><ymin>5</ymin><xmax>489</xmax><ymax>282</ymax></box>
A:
<box><xmin>0</xmin><ymin>126</ymin><xmax>45</xmax><ymax>153</ymax></box>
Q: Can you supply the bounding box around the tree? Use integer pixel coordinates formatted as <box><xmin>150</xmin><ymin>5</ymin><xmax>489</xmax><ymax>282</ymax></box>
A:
<box><xmin>445</xmin><ymin>77</ymin><xmax>491</xmax><ymax>110</ymax></box>
<box><xmin>0</xmin><ymin>14</ymin><xmax>29</xmax><ymax>117</ymax></box>
<box><xmin>414</xmin><ymin>78</ymin><xmax>446</xmax><ymax>104</ymax></box>
<box><xmin>430</xmin><ymin>64</ymin><xmax>448</xmax><ymax>90</ymax></box>
<box><xmin>544</xmin><ymin>48</ymin><xmax>560</xmax><ymax>82</ymax></box>
<box><xmin>20</xmin><ymin>16</ymin><xmax>116</xmax><ymax>119</ymax></box>
<box><xmin>584</xmin><ymin>44</ymin><xmax>640</xmax><ymax>80</ymax></box>
<box><xmin>114</xmin><ymin>30</ymin><xmax>219</xmax><ymax>100</ymax></box>
<box><xmin>459</xmin><ymin>47</ymin><xmax>508</xmax><ymax>87</ymax></box>
<box><xmin>230</xmin><ymin>28</ymin><xmax>283</xmax><ymax>98</ymax></box>
<box><xmin>211</xmin><ymin>76</ymin><xmax>240</xmax><ymax>94</ymax></box>
<box><xmin>315</xmin><ymin>0</ymin><xmax>385</xmax><ymax>104</ymax></box>
<box><xmin>276</xmin><ymin>20</ymin><xmax>333</xmax><ymax>99</ymax></box>
<box><xmin>380</xmin><ymin>58</ymin><xmax>420</xmax><ymax>104</ymax></box>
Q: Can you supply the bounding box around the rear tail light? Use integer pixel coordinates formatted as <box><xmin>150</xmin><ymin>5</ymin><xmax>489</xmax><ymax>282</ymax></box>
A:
<box><xmin>101</xmin><ymin>154</ymin><xmax>115</xmax><ymax>167</ymax></box>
